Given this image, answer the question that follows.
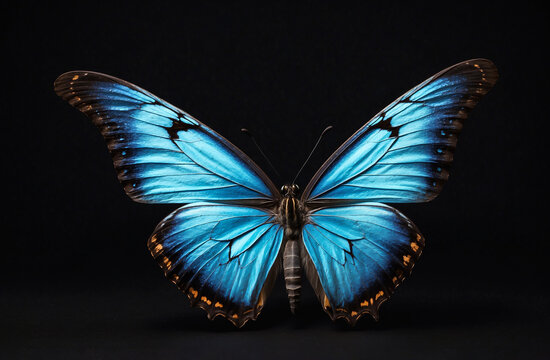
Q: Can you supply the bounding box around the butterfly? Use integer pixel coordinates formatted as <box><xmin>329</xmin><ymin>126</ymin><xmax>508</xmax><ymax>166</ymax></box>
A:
<box><xmin>54</xmin><ymin>59</ymin><xmax>498</xmax><ymax>327</ymax></box>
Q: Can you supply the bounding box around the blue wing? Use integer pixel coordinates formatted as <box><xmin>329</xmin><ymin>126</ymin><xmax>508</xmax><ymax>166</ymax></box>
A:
<box><xmin>54</xmin><ymin>71</ymin><xmax>279</xmax><ymax>204</ymax></box>
<box><xmin>301</xmin><ymin>203</ymin><xmax>424</xmax><ymax>324</ymax></box>
<box><xmin>148</xmin><ymin>203</ymin><xmax>284</xmax><ymax>327</ymax></box>
<box><xmin>300</xmin><ymin>59</ymin><xmax>497</xmax><ymax>323</ymax></box>
<box><xmin>303</xmin><ymin>59</ymin><xmax>498</xmax><ymax>204</ymax></box>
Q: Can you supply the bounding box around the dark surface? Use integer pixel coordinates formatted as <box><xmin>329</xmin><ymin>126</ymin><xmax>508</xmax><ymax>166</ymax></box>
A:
<box><xmin>4</xmin><ymin>2</ymin><xmax>548</xmax><ymax>359</ymax></box>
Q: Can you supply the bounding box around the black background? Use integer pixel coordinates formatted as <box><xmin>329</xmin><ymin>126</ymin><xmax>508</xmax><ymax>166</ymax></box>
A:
<box><xmin>3</xmin><ymin>2</ymin><xmax>549</xmax><ymax>359</ymax></box>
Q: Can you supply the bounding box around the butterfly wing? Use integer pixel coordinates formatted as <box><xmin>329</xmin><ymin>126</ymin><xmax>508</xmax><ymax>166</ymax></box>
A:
<box><xmin>303</xmin><ymin>59</ymin><xmax>498</xmax><ymax>205</ymax></box>
<box><xmin>148</xmin><ymin>202</ymin><xmax>284</xmax><ymax>327</ymax></box>
<box><xmin>54</xmin><ymin>71</ymin><xmax>279</xmax><ymax>205</ymax></box>
<box><xmin>55</xmin><ymin>72</ymin><xmax>285</xmax><ymax>325</ymax></box>
<box><xmin>300</xmin><ymin>59</ymin><xmax>498</xmax><ymax>323</ymax></box>
<box><xmin>301</xmin><ymin>203</ymin><xmax>424</xmax><ymax>323</ymax></box>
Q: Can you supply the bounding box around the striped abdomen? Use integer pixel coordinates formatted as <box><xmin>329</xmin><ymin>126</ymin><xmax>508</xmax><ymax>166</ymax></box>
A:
<box><xmin>283</xmin><ymin>238</ymin><xmax>302</xmax><ymax>314</ymax></box>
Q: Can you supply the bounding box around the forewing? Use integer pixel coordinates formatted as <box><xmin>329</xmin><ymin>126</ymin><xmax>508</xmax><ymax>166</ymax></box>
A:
<box><xmin>55</xmin><ymin>71</ymin><xmax>279</xmax><ymax>205</ymax></box>
<box><xmin>301</xmin><ymin>203</ymin><xmax>424</xmax><ymax>324</ymax></box>
<box><xmin>303</xmin><ymin>59</ymin><xmax>498</xmax><ymax>204</ymax></box>
<box><xmin>148</xmin><ymin>203</ymin><xmax>284</xmax><ymax>327</ymax></box>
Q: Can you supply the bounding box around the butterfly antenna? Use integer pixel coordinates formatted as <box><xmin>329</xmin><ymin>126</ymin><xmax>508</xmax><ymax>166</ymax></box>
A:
<box><xmin>292</xmin><ymin>126</ymin><xmax>333</xmax><ymax>184</ymax></box>
<box><xmin>241</xmin><ymin>128</ymin><xmax>281</xmax><ymax>179</ymax></box>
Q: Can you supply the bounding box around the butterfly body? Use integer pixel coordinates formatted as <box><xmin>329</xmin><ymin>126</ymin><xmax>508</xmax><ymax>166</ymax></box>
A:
<box><xmin>278</xmin><ymin>184</ymin><xmax>307</xmax><ymax>314</ymax></box>
<box><xmin>54</xmin><ymin>59</ymin><xmax>498</xmax><ymax>327</ymax></box>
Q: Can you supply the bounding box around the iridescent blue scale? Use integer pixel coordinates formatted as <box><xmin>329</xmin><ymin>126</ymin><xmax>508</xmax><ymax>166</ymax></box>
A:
<box><xmin>55</xmin><ymin>59</ymin><xmax>497</xmax><ymax>326</ymax></box>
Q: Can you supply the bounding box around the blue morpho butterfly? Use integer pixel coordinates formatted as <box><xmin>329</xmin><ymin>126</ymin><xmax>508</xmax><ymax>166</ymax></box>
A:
<box><xmin>54</xmin><ymin>59</ymin><xmax>498</xmax><ymax>327</ymax></box>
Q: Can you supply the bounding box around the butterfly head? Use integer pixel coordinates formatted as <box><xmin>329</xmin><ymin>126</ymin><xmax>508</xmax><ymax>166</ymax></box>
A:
<box><xmin>281</xmin><ymin>184</ymin><xmax>300</xmax><ymax>197</ymax></box>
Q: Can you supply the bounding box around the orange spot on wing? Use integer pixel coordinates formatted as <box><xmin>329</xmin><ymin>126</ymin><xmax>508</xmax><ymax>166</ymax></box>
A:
<box><xmin>360</xmin><ymin>300</ymin><xmax>369</xmax><ymax>307</ymax></box>
<box><xmin>215</xmin><ymin>302</ymin><xmax>223</xmax><ymax>308</ymax></box>
<box><xmin>189</xmin><ymin>287</ymin><xmax>198</xmax><ymax>298</ymax></box>
<box><xmin>72</xmin><ymin>75</ymin><xmax>79</xmax><ymax>80</ymax></box>
<box><xmin>375</xmin><ymin>291</ymin><xmax>384</xmax><ymax>300</ymax></box>
<box><xmin>232</xmin><ymin>314</ymin><xmax>238</xmax><ymax>319</ymax></box>
<box><xmin>200</xmin><ymin>296</ymin><xmax>212</xmax><ymax>305</ymax></box>
<box><xmin>410</xmin><ymin>242</ymin><xmax>419</xmax><ymax>252</ymax></box>
<box><xmin>162</xmin><ymin>257</ymin><xmax>172</xmax><ymax>268</ymax></box>
<box><xmin>351</xmin><ymin>311</ymin><xmax>358</xmax><ymax>317</ymax></box>
<box><xmin>403</xmin><ymin>255</ymin><xmax>411</xmax><ymax>266</ymax></box>
<box><xmin>323</xmin><ymin>295</ymin><xmax>331</xmax><ymax>309</ymax></box>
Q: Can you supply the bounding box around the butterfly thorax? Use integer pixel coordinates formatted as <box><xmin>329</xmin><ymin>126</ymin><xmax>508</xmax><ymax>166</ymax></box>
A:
<box><xmin>278</xmin><ymin>184</ymin><xmax>306</xmax><ymax>231</ymax></box>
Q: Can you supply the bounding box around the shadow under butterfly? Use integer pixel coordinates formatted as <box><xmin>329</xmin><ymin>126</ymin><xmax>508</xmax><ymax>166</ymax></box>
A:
<box><xmin>54</xmin><ymin>59</ymin><xmax>498</xmax><ymax>327</ymax></box>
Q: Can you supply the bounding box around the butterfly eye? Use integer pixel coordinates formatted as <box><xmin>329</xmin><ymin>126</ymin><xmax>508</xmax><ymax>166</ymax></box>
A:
<box><xmin>292</xmin><ymin>184</ymin><xmax>300</xmax><ymax>192</ymax></box>
<box><xmin>280</xmin><ymin>185</ymin><xmax>287</xmax><ymax>193</ymax></box>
